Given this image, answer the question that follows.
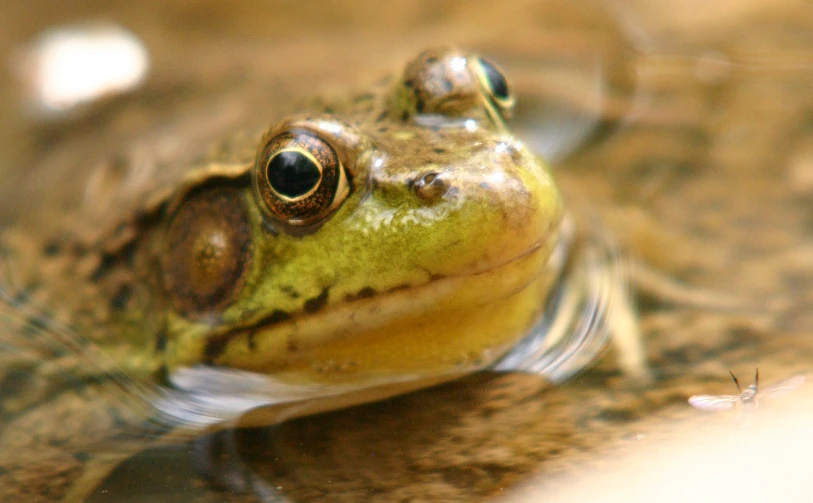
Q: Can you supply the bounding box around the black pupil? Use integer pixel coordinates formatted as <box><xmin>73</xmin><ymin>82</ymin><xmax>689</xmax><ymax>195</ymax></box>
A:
<box><xmin>478</xmin><ymin>58</ymin><xmax>509</xmax><ymax>101</ymax></box>
<box><xmin>266</xmin><ymin>150</ymin><xmax>321</xmax><ymax>198</ymax></box>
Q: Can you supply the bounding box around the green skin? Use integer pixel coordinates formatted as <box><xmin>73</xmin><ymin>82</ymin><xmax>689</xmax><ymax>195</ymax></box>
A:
<box><xmin>154</xmin><ymin>48</ymin><xmax>563</xmax><ymax>389</ymax></box>
<box><xmin>4</xmin><ymin>46</ymin><xmax>563</xmax><ymax>408</ymax></box>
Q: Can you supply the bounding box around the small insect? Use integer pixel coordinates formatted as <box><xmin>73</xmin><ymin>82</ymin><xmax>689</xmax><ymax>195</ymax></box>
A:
<box><xmin>688</xmin><ymin>369</ymin><xmax>806</xmax><ymax>411</ymax></box>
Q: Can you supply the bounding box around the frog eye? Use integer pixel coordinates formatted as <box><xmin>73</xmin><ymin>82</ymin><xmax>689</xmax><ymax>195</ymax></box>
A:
<box><xmin>163</xmin><ymin>187</ymin><xmax>251</xmax><ymax>315</ymax></box>
<box><xmin>394</xmin><ymin>48</ymin><xmax>516</xmax><ymax>127</ymax></box>
<box><xmin>473</xmin><ymin>57</ymin><xmax>516</xmax><ymax>119</ymax></box>
<box><xmin>254</xmin><ymin>130</ymin><xmax>350</xmax><ymax>226</ymax></box>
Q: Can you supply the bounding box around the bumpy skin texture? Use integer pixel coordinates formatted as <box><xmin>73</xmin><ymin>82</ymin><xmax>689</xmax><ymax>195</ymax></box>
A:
<box><xmin>159</xmin><ymin>109</ymin><xmax>561</xmax><ymax>385</ymax></box>
<box><xmin>9</xmin><ymin>48</ymin><xmax>563</xmax><ymax>390</ymax></box>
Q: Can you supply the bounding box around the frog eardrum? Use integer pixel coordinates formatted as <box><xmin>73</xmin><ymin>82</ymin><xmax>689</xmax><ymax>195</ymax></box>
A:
<box><xmin>162</xmin><ymin>187</ymin><xmax>252</xmax><ymax>314</ymax></box>
<box><xmin>253</xmin><ymin>130</ymin><xmax>350</xmax><ymax>226</ymax></box>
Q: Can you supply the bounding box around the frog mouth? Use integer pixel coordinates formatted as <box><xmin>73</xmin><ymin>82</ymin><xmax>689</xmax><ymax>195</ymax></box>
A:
<box><xmin>196</xmin><ymin>221</ymin><xmax>564</xmax><ymax>374</ymax></box>
<box><xmin>159</xmin><ymin>218</ymin><xmax>612</xmax><ymax>429</ymax></box>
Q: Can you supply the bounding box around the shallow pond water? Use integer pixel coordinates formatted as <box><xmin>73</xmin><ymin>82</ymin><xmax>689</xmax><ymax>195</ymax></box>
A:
<box><xmin>2</xmin><ymin>1</ymin><xmax>813</xmax><ymax>502</ymax></box>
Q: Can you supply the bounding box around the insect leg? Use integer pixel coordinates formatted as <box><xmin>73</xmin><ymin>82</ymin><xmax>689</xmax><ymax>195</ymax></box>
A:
<box><xmin>729</xmin><ymin>371</ymin><xmax>742</xmax><ymax>394</ymax></box>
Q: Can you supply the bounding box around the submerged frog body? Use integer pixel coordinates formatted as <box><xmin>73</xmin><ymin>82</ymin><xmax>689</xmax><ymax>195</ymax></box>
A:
<box><xmin>0</xmin><ymin>47</ymin><xmax>634</xmax><ymax>498</ymax></box>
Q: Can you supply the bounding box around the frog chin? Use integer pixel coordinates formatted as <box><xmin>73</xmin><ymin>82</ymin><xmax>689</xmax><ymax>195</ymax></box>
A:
<box><xmin>186</xmin><ymin>224</ymin><xmax>563</xmax><ymax>385</ymax></box>
<box><xmin>158</xmin><ymin>224</ymin><xmax>572</xmax><ymax>430</ymax></box>
<box><xmin>158</xmin><ymin>244</ymin><xmax>558</xmax><ymax>429</ymax></box>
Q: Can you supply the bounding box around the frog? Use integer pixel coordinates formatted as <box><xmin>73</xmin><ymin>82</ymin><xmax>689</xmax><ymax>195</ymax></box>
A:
<box><xmin>0</xmin><ymin>47</ymin><xmax>640</xmax><ymax>501</ymax></box>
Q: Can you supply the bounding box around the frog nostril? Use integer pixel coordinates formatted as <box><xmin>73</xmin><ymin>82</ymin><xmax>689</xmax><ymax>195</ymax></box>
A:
<box><xmin>413</xmin><ymin>171</ymin><xmax>449</xmax><ymax>203</ymax></box>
